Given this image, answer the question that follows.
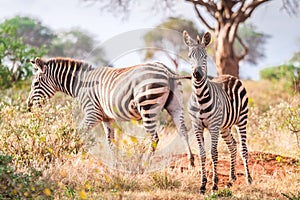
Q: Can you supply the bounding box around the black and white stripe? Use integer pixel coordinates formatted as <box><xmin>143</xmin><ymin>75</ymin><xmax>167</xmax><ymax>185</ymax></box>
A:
<box><xmin>183</xmin><ymin>31</ymin><xmax>252</xmax><ymax>193</ymax></box>
<box><xmin>27</xmin><ymin>57</ymin><xmax>194</xmax><ymax>166</ymax></box>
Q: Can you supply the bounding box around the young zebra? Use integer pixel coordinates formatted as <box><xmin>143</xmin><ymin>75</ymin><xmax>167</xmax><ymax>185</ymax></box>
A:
<box><xmin>27</xmin><ymin>57</ymin><xmax>194</xmax><ymax>167</ymax></box>
<box><xmin>183</xmin><ymin>31</ymin><xmax>252</xmax><ymax>193</ymax></box>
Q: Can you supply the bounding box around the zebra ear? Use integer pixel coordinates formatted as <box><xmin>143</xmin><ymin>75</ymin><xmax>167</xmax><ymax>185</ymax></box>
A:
<box><xmin>33</xmin><ymin>57</ymin><xmax>46</xmax><ymax>73</ymax></box>
<box><xmin>183</xmin><ymin>30</ymin><xmax>194</xmax><ymax>47</ymax></box>
<box><xmin>202</xmin><ymin>32</ymin><xmax>211</xmax><ymax>47</ymax></box>
<box><xmin>196</xmin><ymin>35</ymin><xmax>201</xmax><ymax>44</ymax></box>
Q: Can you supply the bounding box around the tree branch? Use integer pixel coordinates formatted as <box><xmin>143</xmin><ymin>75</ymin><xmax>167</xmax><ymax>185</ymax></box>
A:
<box><xmin>193</xmin><ymin>4</ymin><xmax>215</xmax><ymax>31</ymax></box>
<box><xmin>236</xmin><ymin>34</ymin><xmax>248</xmax><ymax>61</ymax></box>
<box><xmin>241</xmin><ymin>0</ymin><xmax>270</xmax><ymax>22</ymax></box>
<box><xmin>186</xmin><ymin>0</ymin><xmax>217</xmax><ymax>14</ymax></box>
<box><xmin>281</xmin><ymin>0</ymin><xmax>300</xmax><ymax>16</ymax></box>
<box><xmin>232</xmin><ymin>0</ymin><xmax>246</xmax><ymax>20</ymax></box>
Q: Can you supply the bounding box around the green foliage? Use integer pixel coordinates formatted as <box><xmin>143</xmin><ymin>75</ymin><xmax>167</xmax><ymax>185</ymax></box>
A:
<box><xmin>260</xmin><ymin>64</ymin><xmax>300</xmax><ymax>91</ymax></box>
<box><xmin>282</xmin><ymin>191</ymin><xmax>300</xmax><ymax>200</ymax></box>
<box><xmin>151</xmin><ymin>172</ymin><xmax>181</xmax><ymax>190</ymax></box>
<box><xmin>0</xmin><ymin>154</ymin><xmax>53</xmax><ymax>199</ymax></box>
<box><xmin>10</xmin><ymin>16</ymin><xmax>55</xmax><ymax>48</ymax></box>
<box><xmin>236</xmin><ymin>23</ymin><xmax>269</xmax><ymax>65</ymax></box>
<box><xmin>144</xmin><ymin>17</ymin><xmax>202</xmax><ymax>71</ymax></box>
<box><xmin>260</xmin><ymin>64</ymin><xmax>298</xmax><ymax>81</ymax></box>
<box><xmin>285</xmin><ymin>103</ymin><xmax>300</xmax><ymax>148</ymax></box>
<box><xmin>248</xmin><ymin>98</ymin><xmax>300</xmax><ymax>156</ymax></box>
<box><xmin>0</xmin><ymin>15</ymin><xmax>107</xmax><ymax>89</ymax></box>
<box><xmin>0</xmin><ymin>84</ymin><xmax>83</xmax><ymax>170</ymax></box>
<box><xmin>50</xmin><ymin>28</ymin><xmax>107</xmax><ymax>66</ymax></box>
<box><xmin>205</xmin><ymin>189</ymin><xmax>233</xmax><ymax>200</ymax></box>
<box><xmin>0</xmin><ymin>16</ymin><xmax>47</xmax><ymax>89</ymax></box>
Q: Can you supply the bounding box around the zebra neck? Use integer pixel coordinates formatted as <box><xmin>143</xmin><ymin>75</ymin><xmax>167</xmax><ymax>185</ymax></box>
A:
<box><xmin>71</xmin><ymin>69</ymin><xmax>101</xmax><ymax>98</ymax></box>
<box><xmin>49</xmin><ymin>66</ymin><xmax>97</xmax><ymax>98</ymax></box>
<box><xmin>193</xmin><ymin>78</ymin><xmax>211</xmax><ymax>102</ymax></box>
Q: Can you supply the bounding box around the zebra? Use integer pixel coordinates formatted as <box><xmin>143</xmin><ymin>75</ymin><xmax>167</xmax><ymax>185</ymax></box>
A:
<box><xmin>27</xmin><ymin>57</ymin><xmax>195</xmax><ymax>167</ymax></box>
<box><xmin>183</xmin><ymin>30</ymin><xmax>252</xmax><ymax>193</ymax></box>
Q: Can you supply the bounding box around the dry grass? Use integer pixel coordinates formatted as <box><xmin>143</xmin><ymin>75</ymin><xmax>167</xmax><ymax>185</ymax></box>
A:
<box><xmin>0</xmin><ymin>79</ymin><xmax>299</xmax><ymax>199</ymax></box>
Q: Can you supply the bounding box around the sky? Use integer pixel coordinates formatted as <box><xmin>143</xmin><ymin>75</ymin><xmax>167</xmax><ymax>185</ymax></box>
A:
<box><xmin>0</xmin><ymin>0</ymin><xmax>299</xmax><ymax>80</ymax></box>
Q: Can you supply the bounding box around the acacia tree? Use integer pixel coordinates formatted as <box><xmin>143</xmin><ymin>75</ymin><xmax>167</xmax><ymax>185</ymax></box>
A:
<box><xmin>185</xmin><ymin>0</ymin><xmax>280</xmax><ymax>77</ymax></box>
<box><xmin>85</xmin><ymin>0</ymin><xmax>298</xmax><ymax>77</ymax></box>
<box><xmin>50</xmin><ymin>29</ymin><xmax>107</xmax><ymax>66</ymax></box>
<box><xmin>11</xmin><ymin>16</ymin><xmax>55</xmax><ymax>48</ymax></box>
<box><xmin>144</xmin><ymin>17</ymin><xmax>201</xmax><ymax>72</ymax></box>
<box><xmin>0</xmin><ymin>17</ymin><xmax>47</xmax><ymax>87</ymax></box>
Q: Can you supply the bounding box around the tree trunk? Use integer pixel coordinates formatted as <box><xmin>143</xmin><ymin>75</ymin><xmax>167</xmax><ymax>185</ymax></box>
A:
<box><xmin>215</xmin><ymin>23</ymin><xmax>240</xmax><ymax>78</ymax></box>
<box><xmin>215</xmin><ymin>53</ymin><xmax>239</xmax><ymax>77</ymax></box>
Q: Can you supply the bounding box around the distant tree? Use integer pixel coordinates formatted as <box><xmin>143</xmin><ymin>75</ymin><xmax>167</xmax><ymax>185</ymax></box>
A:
<box><xmin>86</xmin><ymin>0</ymin><xmax>299</xmax><ymax>78</ymax></box>
<box><xmin>49</xmin><ymin>28</ymin><xmax>107</xmax><ymax>66</ymax></box>
<box><xmin>0</xmin><ymin>18</ymin><xmax>46</xmax><ymax>88</ymax></box>
<box><xmin>144</xmin><ymin>17</ymin><xmax>201</xmax><ymax>72</ymax></box>
<box><xmin>290</xmin><ymin>37</ymin><xmax>300</xmax><ymax>62</ymax></box>
<box><xmin>235</xmin><ymin>23</ymin><xmax>269</xmax><ymax>66</ymax></box>
<box><xmin>9</xmin><ymin>16</ymin><xmax>55</xmax><ymax>48</ymax></box>
<box><xmin>260</xmin><ymin>62</ymin><xmax>300</xmax><ymax>92</ymax></box>
<box><xmin>0</xmin><ymin>16</ymin><xmax>108</xmax><ymax>89</ymax></box>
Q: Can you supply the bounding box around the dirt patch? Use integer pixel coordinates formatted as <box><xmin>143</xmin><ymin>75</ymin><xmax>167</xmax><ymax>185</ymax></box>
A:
<box><xmin>169</xmin><ymin>151</ymin><xmax>300</xmax><ymax>187</ymax></box>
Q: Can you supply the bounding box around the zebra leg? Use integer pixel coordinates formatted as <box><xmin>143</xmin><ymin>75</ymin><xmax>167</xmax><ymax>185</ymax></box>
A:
<box><xmin>193</xmin><ymin>124</ymin><xmax>207</xmax><ymax>194</ymax></box>
<box><xmin>165</xmin><ymin>82</ymin><xmax>194</xmax><ymax>167</ymax></box>
<box><xmin>209</xmin><ymin>127</ymin><xmax>220</xmax><ymax>192</ymax></box>
<box><xmin>237</xmin><ymin>124</ymin><xmax>253</xmax><ymax>185</ymax></box>
<box><xmin>140</xmin><ymin>106</ymin><xmax>160</xmax><ymax>163</ymax></box>
<box><xmin>102</xmin><ymin>120</ymin><xmax>115</xmax><ymax>149</ymax></box>
<box><xmin>221</xmin><ymin>128</ymin><xmax>237</xmax><ymax>187</ymax></box>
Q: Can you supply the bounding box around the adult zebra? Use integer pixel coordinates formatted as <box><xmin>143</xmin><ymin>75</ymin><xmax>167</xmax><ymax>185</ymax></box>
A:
<box><xmin>27</xmin><ymin>57</ymin><xmax>194</xmax><ymax>167</ymax></box>
<box><xmin>183</xmin><ymin>31</ymin><xmax>252</xmax><ymax>193</ymax></box>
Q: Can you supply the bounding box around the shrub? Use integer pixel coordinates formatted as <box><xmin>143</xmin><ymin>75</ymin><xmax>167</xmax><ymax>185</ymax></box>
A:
<box><xmin>0</xmin><ymin>154</ymin><xmax>53</xmax><ymax>199</ymax></box>
<box><xmin>260</xmin><ymin>64</ymin><xmax>300</xmax><ymax>92</ymax></box>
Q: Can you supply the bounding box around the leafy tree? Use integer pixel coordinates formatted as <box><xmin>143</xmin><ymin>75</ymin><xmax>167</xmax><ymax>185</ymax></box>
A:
<box><xmin>144</xmin><ymin>17</ymin><xmax>201</xmax><ymax>72</ymax></box>
<box><xmin>260</xmin><ymin>64</ymin><xmax>300</xmax><ymax>91</ymax></box>
<box><xmin>49</xmin><ymin>28</ymin><xmax>107</xmax><ymax>66</ymax></box>
<box><xmin>235</xmin><ymin>23</ymin><xmax>269</xmax><ymax>66</ymax></box>
<box><xmin>290</xmin><ymin>36</ymin><xmax>300</xmax><ymax>62</ymax></box>
<box><xmin>9</xmin><ymin>16</ymin><xmax>55</xmax><ymax>48</ymax></box>
<box><xmin>88</xmin><ymin>0</ymin><xmax>299</xmax><ymax>78</ymax></box>
<box><xmin>0</xmin><ymin>18</ymin><xmax>46</xmax><ymax>88</ymax></box>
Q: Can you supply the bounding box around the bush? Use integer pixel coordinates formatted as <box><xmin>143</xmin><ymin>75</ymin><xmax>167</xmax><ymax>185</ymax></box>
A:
<box><xmin>0</xmin><ymin>16</ymin><xmax>47</xmax><ymax>89</ymax></box>
<box><xmin>0</xmin><ymin>154</ymin><xmax>53</xmax><ymax>199</ymax></box>
<box><xmin>248</xmin><ymin>97</ymin><xmax>300</xmax><ymax>157</ymax></box>
<box><xmin>260</xmin><ymin>64</ymin><xmax>300</xmax><ymax>91</ymax></box>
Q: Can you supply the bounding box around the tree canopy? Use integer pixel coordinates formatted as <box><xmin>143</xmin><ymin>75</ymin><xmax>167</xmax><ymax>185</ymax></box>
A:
<box><xmin>0</xmin><ymin>16</ymin><xmax>107</xmax><ymax>88</ymax></box>
<box><xmin>144</xmin><ymin>17</ymin><xmax>201</xmax><ymax>72</ymax></box>
<box><xmin>87</xmin><ymin>0</ymin><xmax>299</xmax><ymax>77</ymax></box>
<box><xmin>0</xmin><ymin>17</ymin><xmax>47</xmax><ymax>88</ymax></box>
<box><xmin>49</xmin><ymin>28</ymin><xmax>106</xmax><ymax>66</ymax></box>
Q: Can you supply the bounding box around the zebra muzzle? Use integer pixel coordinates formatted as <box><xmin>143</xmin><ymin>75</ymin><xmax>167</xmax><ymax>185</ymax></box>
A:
<box><xmin>193</xmin><ymin>67</ymin><xmax>204</xmax><ymax>81</ymax></box>
<box><xmin>27</xmin><ymin>102</ymin><xmax>33</xmax><ymax>112</ymax></box>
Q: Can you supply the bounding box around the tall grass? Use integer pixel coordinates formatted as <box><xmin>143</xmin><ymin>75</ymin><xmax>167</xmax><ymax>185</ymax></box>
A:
<box><xmin>0</xmin><ymin>79</ymin><xmax>299</xmax><ymax>199</ymax></box>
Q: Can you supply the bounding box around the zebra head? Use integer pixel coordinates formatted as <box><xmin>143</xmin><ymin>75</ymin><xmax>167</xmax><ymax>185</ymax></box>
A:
<box><xmin>27</xmin><ymin>57</ymin><xmax>57</xmax><ymax>111</ymax></box>
<box><xmin>183</xmin><ymin>30</ymin><xmax>211</xmax><ymax>82</ymax></box>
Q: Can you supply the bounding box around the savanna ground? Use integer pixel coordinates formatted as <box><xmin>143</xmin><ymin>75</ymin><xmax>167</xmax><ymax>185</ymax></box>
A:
<box><xmin>0</xmin><ymin>79</ymin><xmax>299</xmax><ymax>199</ymax></box>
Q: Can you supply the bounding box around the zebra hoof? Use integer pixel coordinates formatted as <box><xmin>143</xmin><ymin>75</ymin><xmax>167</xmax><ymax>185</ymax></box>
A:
<box><xmin>199</xmin><ymin>186</ymin><xmax>206</xmax><ymax>194</ymax></box>
<box><xmin>247</xmin><ymin>176</ymin><xmax>253</xmax><ymax>185</ymax></box>
<box><xmin>228</xmin><ymin>174</ymin><xmax>237</xmax><ymax>187</ymax></box>
<box><xmin>189</xmin><ymin>156</ymin><xmax>195</xmax><ymax>167</ymax></box>
<box><xmin>227</xmin><ymin>182</ymin><xmax>233</xmax><ymax>188</ymax></box>
<box><xmin>212</xmin><ymin>184</ymin><xmax>218</xmax><ymax>192</ymax></box>
<box><xmin>231</xmin><ymin>174</ymin><xmax>237</xmax><ymax>181</ymax></box>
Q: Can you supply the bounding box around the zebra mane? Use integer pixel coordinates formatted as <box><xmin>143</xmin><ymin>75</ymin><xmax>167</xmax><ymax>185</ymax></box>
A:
<box><xmin>45</xmin><ymin>57</ymin><xmax>94</xmax><ymax>72</ymax></box>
